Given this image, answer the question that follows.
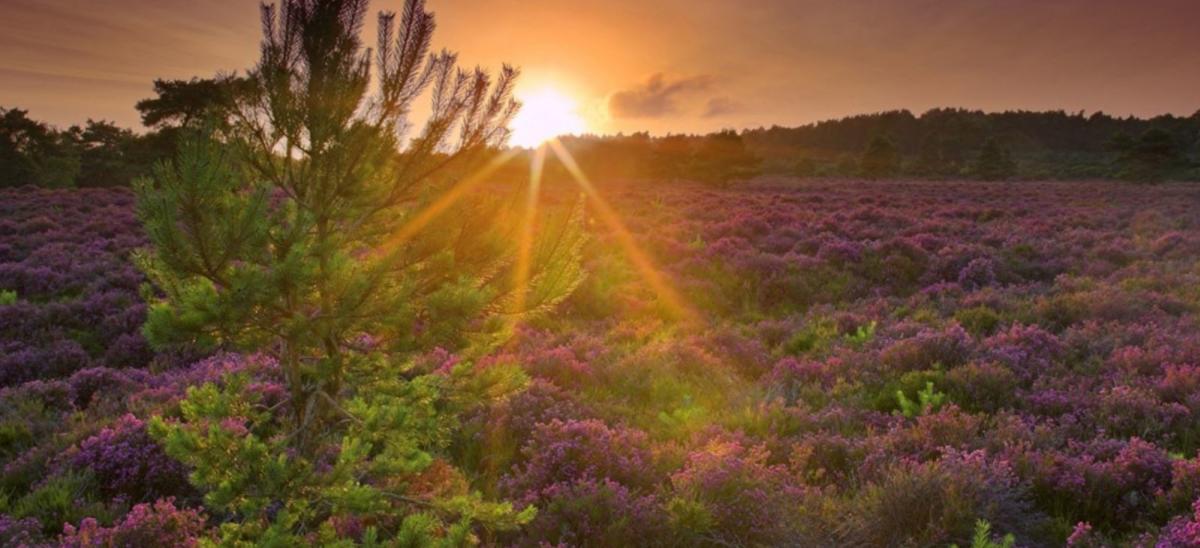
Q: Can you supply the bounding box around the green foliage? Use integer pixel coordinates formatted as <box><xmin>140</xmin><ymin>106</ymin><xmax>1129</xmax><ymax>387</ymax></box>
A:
<box><xmin>135</xmin><ymin>0</ymin><xmax>582</xmax><ymax>542</ymax></box>
<box><xmin>844</xmin><ymin>320</ymin><xmax>876</xmax><ymax>348</ymax></box>
<box><xmin>9</xmin><ymin>471</ymin><xmax>121</xmax><ymax>536</ymax></box>
<box><xmin>955</xmin><ymin>306</ymin><xmax>1002</xmax><ymax>336</ymax></box>
<box><xmin>972</xmin><ymin>137</ymin><xmax>1017</xmax><ymax>180</ymax></box>
<box><xmin>0</xmin><ymin>289</ymin><xmax>16</xmax><ymax>306</ymax></box>
<box><xmin>860</xmin><ymin>135</ymin><xmax>900</xmax><ymax>178</ymax></box>
<box><xmin>783</xmin><ymin>318</ymin><xmax>840</xmax><ymax>355</ymax></box>
<box><xmin>950</xmin><ymin>519</ymin><xmax>1017</xmax><ymax>548</ymax></box>
<box><xmin>152</xmin><ymin>359</ymin><xmax>535</xmax><ymax>544</ymax></box>
<box><xmin>1111</xmin><ymin>128</ymin><xmax>1184</xmax><ymax>182</ymax></box>
<box><xmin>897</xmin><ymin>380</ymin><xmax>948</xmax><ymax>418</ymax></box>
<box><xmin>135</xmin><ymin>75</ymin><xmax>250</xmax><ymax>130</ymax></box>
<box><xmin>911</xmin><ymin>132</ymin><xmax>951</xmax><ymax>177</ymax></box>
<box><xmin>0</xmin><ymin>107</ymin><xmax>79</xmax><ymax>188</ymax></box>
<box><xmin>689</xmin><ymin>129</ymin><xmax>760</xmax><ymax>186</ymax></box>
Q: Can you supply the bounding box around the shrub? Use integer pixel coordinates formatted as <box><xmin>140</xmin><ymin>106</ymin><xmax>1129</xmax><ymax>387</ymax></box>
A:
<box><xmin>880</xmin><ymin>323</ymin><xmax>972</xmax><ymax>373</ymax></box>
<box><xmin>60</xmin><ymin>498</ymin><xmax>209</xmax><ymax>547</ymax></box>
<box><xmin>0</xmin><ymin>514</ymin><xmax>44</xmax><ymax>547</ymax></box>
<box><xmin>944</xmin><ymin>361</ymin><xmax>1018</xmax><ymax>412</ymax></box>
<box><xmin>838</xmin><ymin>450</ymin><xmax>1044</xmax><ymax>547</ymax></box>
<box><xmin>511</xmin><ymin>477</ymin><xmax>670</xmax><ymax>547</ymax></box>
<box><xmin>668</xmin><ymin>440</ymin><xmax>806</xmax><ymax>546</ymax></box>
<box><xmin>957</xmin><ymin>258</ymin><xmax>997</xmax><ymax>290</ymax></box>
<box><xmin>983</xmin><ymin>323</ymin><xmax>1063</xmax><ymax>381</ymax></box>
<box><xmin>69</xmin><ymin>414</ymin><xmax>191</xmax><ymax>502</ymax></box>
<box><xmin>1015</xmin><ymin>437</ymin><xmax>1173</xmax><ymax>530</ymax></box>
<box><xmin>1156</xmin><ymin>498</ymin><xmax>1200</xmax><ymax>547</ymax></box>
<box><xmin>951</xmin><ymin>520</ymin><xmax>1015</xmax><ymax>548</ymax></box>
<box><xmin>7</xmin><ymin>472</ymin><xmax>118</xmax><ymax>537</ymax></box>
<box><xmin>501</xmin><ymin>419</ymin><xmax>659</xmax><ymax>501</ymax></box>
<box><xmin>955</xmin><ymin>305</ymin><xmax>1002</xmax><ymax>336</ymax></box>
<box><xmin>896</xmin><ymin>381</ymin><xmax>947</xmax><ymax>418</ymax></box>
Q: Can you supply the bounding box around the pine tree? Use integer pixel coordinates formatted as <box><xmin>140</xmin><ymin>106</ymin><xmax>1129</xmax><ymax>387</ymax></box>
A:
<box><xmin>135</xmin><ymin>0</ymin><xmax>584</xmax><ymax>540</ymax></box>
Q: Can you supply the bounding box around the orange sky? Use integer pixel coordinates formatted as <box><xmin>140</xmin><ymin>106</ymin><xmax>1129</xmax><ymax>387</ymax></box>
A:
<box><xmin>2</xmin><ymin>0</ymin><xmax>1199</xmax><ymax>135</ymax></box>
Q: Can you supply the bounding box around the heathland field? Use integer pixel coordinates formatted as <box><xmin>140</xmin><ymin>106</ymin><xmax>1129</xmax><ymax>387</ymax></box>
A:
<box><xmin>5</xmin><ymin>179</ymin><xmax>1200</xmax><ymax>545</ymax></box>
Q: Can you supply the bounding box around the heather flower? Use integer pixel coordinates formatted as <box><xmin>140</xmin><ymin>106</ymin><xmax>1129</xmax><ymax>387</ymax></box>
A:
<box><xmin>983</xmin><ymin>323</ymin><xmax>1062</xmax><ymax>381</ymax></box>
<box><xmin>512</xmin><ymin>477</ymin><xmax>670</xmax><ymax>547</ymax></box>
<box><xmin>957</xmin><ymin>257</ymin><xmax>997</xmax><ymax>290</ymax></box>
<box><xmin>880</xmin><ymin>323</ymin><xmax>972</xmax><ymax>373</ymax></box>
<box><xmin>521</xmin><ymin>345</ymin><xmax>592</xmax><ymax>388</ymax></box>
<box><xmin>498</xmin><ymin>379</ymin><xmax>592</xmax><ymax>442</ymax></box>
<box><xmin>839</xmin><ymin>449</ymin><xmax>1042</xmax><ymax>547</ymax></box>
<box><xmin>943</xmin><ymin>361</ymin><xmax>1018</xmax><ymax>412</ymax></box>
<box><xmin>68</xmin><ymin>414</ymin><xmax>191</xmax><ymax>501</ymax></box>
<box><xmin>1163</xmin><ymin>458</ymin><xmax>1200</xmax><ymax>514</ymax></box>
<box><xmin>763</xmin><ymin>356</ymin><xmax>843</xmax><ymax>405</ymax></box>
<box><xmin>669</xmin><ymin>439</ymin><xmax>806</xmax><ymax>546</ymax></box>
<box><xmin>1066</xmin><ymin>521</ymin><xmax>1100</xmax><ymax>547</ymax></box>
<box><xmin>1157</xmin><ymin>499</ymin><xmax>1200</xmax><ymax>548</ymax></box>
<box><xmin>1013</xmin><ymin>437</ymin><xmax>1173</xmax><ymax>528</ymax></box>
<box><xmin>1158</xmin><ymin>364</ymin><xmax>1200</xmax><ymax>404</ymax></box>
<box><xmin>67</xmin><ymin>367</ymin><xmax>153</xmax><ymax>409</ymax></box>
<box><xmin>500</xmin><ymin>419</ymin><xmax>658</xmax><ymax>501</ymax></box>
<box><xmin>0</xmin><ymin>515</ymin><xmax>45</xmax><ymax>547</ymax></box>
<box><xmin>60</xmin><ymin>498</ymin><xmax>208</xmax><ymax>547</ymax></box>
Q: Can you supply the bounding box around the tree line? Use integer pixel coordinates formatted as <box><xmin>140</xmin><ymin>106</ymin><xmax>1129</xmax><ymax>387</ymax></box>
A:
<box><xmin>747</xmin><ymin>108</ymin><xmax>1200</xmax><ymax>182</ymax></box>
<box><xmin>4</xmin><ymin>89</ymin><xmax>1199</xmax><ymax>188</ymax></box>
<box><xmin>0</xmin><ymin>75</ymin><xmax>246</xmax><ymax>188</ymax></box>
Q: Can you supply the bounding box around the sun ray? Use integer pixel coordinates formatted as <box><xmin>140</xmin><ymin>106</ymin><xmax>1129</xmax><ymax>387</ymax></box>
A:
<box><xmin>509</xmin><ymin>144</ymin><xmax>547</xmax><ymax>324</ymax></box>
<box><xmin>548</xmin><ymin>139</ymin><xmax>697</xmax><ymax>322</ymax></box>
<box><xmin>376</xmin><ymin>148</ymin><xmax>519</xmax><ymax>258</ymax></box>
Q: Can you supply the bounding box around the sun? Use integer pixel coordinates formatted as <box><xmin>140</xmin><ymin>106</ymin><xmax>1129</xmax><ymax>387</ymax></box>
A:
<box><xmin>508</xmin><ymin>87</ymin><xmax>586</xmax><ymax>148</ymax></box>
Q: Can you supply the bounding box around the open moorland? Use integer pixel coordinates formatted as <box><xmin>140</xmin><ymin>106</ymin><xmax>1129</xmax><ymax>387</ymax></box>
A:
<box><xmin>4</xmin><ymin>179</ymin><xmax>1200</xmax><ymax>545</ymax></box>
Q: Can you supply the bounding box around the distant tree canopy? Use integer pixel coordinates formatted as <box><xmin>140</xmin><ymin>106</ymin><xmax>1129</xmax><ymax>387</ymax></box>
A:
<box><xmin>0</xmin><ymin>76</ymin><xmax>249</xmax><ymax>188</ymax></box>
<box><xmin>744</xmin><ymin>108</ymin><xmax>1200</xmax><ymax>181</ymax></box>
<box><xmin>135</xmin><ymin>75</ymin><xmax>250</xmax><ymax>129</ymax></box>
<box><xmin>1109</xmin><ymin>128</ymin><xmax>1184</xmax><ymax>182</ymax></box>
<box><xmin>859</xmin><ymin>135</ymin><xmax>900</xmax><ymax>178</ymax></box>
<box><xmin>691</xmin><ymin>129</ymin><xmax>761</xmax><ymax>185</ymax></box>
<box><xmin>972</xmin><ymin>137</ymin><xmax>1017</xmax><ymax>180</ymax></box>
<box><xmin>4</xmin><ymin>104</ymin><xmax>1200</xmax><ymax>187</ymax></box>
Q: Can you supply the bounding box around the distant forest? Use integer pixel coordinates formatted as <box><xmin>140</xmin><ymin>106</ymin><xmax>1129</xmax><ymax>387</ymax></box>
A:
<box><xmin>746</xmin><ymin>108</ymin><xmax>1200</xmax><ymax>181</ymax></box>
<box><xmin>3</xmin><ymin>75</ymin><xmax>1199</xmax><ymax>188</ymax></box>
<box><xmin>545</xmin><ymin>109</ymin><xmax>1200</xmax><ymax>185</ymax></box>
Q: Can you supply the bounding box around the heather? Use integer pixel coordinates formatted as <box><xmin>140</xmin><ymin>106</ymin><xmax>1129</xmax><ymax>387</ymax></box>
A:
<box><xmin>4</xmin><ymin>177</ymin><xmax>1200</xmax><ymax>544</ymax></box>
<box><xmin>0</xmin><ymin>187</ymin><xmax>151</xmax><ymax>387</ymax></box>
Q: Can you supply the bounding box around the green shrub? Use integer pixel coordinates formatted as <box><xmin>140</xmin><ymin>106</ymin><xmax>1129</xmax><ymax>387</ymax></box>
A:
<box><xmin>10</xmin><ymin>472</ymin><xmax>121</xmax><ymax>536</ymax></box>
<box><xmin>951</xmin><ymin>519</ymin><xmax>1016</xmax><ymax>548</ymax></box>
<box><xmin>897</xmin><ymin>381</ymin><xmax>948</xmax><ymax>418</ymax></box>
<box><xmin>955</xmin><ymin>306</ymin><xmax>1001</xmax><ymax>336</ymax></box>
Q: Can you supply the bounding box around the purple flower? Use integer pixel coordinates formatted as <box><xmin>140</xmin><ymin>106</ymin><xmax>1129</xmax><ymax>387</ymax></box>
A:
<box><xmin>68</xmin><ymin>414</ymin><xmax>192</xmax><ymax>501</ymax></box>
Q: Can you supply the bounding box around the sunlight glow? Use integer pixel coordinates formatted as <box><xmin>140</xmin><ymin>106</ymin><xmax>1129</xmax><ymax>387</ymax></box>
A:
<box><xmin>509</xmin><ymin>145</ymin><xmax>547</xmax><ymax>322</ymax></box>
<box><xmin>548</xmin><ymin>139</ymin><xmax>698</xmax><ymax>322</ymax></box>
<box><xmin>376</xmin><ymin>149</ymin><xmax>519</xmax><ymax>258</ymax></box>
<box><xmin>509</xmin><ymin>88</ymin><xmax>586</xmax><ymax>148</ymax></box>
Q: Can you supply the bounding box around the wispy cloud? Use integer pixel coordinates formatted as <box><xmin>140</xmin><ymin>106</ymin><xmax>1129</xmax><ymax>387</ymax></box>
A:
<box><xmin>607</xmin><ymin>73</ymin><xmax>714</xmax><ymax>119</ymax></box>
<box><xmin>702</xmin><ymin>96</ymin><xmax>739</xmax><ymax>118</ymax></box>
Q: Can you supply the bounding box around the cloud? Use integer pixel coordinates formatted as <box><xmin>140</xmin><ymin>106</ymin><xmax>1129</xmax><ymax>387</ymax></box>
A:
<box><xmin>607</xmin><ymin>73</ymin><xmax>713</xmax><ymax>119</ymax></box>
<box><xmin>702</xmin><ymin>96</ymin><xmax>739</xmax><ymax>118</ymax></box>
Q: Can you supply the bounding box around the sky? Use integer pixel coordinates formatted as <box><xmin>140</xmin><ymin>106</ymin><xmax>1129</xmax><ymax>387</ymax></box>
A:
<box><xmin>2</xmin><ymin>0</ymin><xmax>1199</xmax><ymax>135</ymax></box>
